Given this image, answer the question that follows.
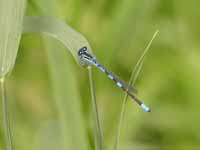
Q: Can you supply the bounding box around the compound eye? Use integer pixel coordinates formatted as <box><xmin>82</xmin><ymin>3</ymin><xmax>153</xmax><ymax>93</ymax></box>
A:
<box><xmin>82</xmin><ymin>46</ymin><xmax>87</xmax><ymax>51</ymax></box>
<box><xmin>78</xmin><ymin>50</ymin><xmax>82</xmax><ymax>56</ymax></box>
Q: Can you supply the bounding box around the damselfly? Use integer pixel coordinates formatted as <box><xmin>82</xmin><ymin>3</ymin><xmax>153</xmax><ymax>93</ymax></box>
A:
<box><xmin>78</xmin><ymin>46</ymin><xmax>151</xmax><ymax>112</ymax></box>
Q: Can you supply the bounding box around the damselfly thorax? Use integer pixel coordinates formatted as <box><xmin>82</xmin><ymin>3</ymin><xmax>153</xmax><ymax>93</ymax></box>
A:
<box><xmin>78</xmin><ymin>46</ymin><xmax>151</xmax><ymax>112</ymax></box>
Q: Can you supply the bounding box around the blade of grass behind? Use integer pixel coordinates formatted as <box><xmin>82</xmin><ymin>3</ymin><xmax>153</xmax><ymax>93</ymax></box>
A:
<box><xmin>114</xmin><ymin>30</ymin><xmax>159</xmax><ymax>150</ymax></box>
<box><xmin>44</xmin><ymin>37</ymin><xmax>89</xmax><ymax>150</ymax></box>
<box><xmin>26</xmin><ymin>1</ymin><xmax>92</xmax><ymax>149</ymax></box>
<box><xmin>0</xmin><ymin>0</ymin><xmax>26</xmax><ymax>77</ymax></box>
<box><xmin>0</xmin><ymin>0</ymin><xmax>26</xmax><ymax>150</ymax></box>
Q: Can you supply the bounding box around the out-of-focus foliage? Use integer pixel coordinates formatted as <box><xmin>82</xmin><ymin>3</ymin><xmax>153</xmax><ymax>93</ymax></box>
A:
<box><xmin>5</xmin><ymin>0</ymin><xmax>200</xmax><ymax>150</ymax></box>
<box><xmin>0</xmin><ymin>0</ymin><xmax>26</xmax><ymax>77</ymax></box>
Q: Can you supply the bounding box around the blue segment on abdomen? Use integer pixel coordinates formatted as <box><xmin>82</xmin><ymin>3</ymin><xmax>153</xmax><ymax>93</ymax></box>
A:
<box><xmin>141</xmin><ymin>103</ymin><xmax>150</xmax><ymax>112</ymax></box>
<box><xmin>108</xmin><ymin>74</ymin><xmax>114</xmax><ymax>80</ymax></box>
<box><xmin>116</xmin><ymin>82</ymin><xmax>123</xmax><ymax>88</ymax></box>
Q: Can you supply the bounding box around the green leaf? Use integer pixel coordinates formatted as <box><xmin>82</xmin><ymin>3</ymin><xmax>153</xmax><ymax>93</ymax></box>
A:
<box><xmin>0</xmin><ymin>0</ymin><xmax>26</xmax><ymax>77</ymax></box>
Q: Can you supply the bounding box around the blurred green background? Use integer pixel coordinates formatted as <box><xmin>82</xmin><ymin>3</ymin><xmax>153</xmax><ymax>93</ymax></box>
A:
<box><xmin>4</xmin><ymin>0</ymin><xmax>200</xmax><ymax>149</ymax></box>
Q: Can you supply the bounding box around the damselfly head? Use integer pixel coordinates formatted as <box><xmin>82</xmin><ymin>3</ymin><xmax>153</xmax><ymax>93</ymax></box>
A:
<box><xmin>78</xmin><ymin>46</ymin><xmax>96</xmax><ymax>67</ymax></box>
<box><xmin>78</xmin><ymin>46</ymin><xmax>88</xmax><ymax>56</ymax></box>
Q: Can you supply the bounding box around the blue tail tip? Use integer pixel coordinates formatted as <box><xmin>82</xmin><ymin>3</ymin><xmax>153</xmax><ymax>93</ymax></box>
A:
<box><xmin>141</xmin><ymin>104</ymin><xmax>151</xmax><ymax>112</ymax></box>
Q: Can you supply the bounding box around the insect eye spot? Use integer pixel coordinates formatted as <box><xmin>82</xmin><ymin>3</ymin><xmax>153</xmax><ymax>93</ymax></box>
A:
<box><xmin>78</xmin><ymin>50</ymin><xmax>82</xmax><ymax>56</ymax></box>
<box><xmin>82</xmin><ymin>46</ymin><xmax>87</xmax><ymax>51</ymax></box>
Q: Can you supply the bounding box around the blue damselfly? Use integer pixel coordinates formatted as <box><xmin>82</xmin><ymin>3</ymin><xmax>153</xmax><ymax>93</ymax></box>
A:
<box><xmin>78</xmin><ymin>46</ymin><xmax>151</xmax><ymax>112</ymax></box>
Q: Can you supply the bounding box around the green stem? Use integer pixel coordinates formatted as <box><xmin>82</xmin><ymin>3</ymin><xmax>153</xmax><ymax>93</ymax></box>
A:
<box><xmin>114</xmin><ymin>30</ymin><xmax>159</xmax><ymax>150</ymax></box>
<box><xmin>114</xmin><ymin>60</ymin><xmax>144</xmax><ymax>150</ymax></box>
<box><xmin>88</xmin><ymin>67</ymin><xmax>103</xmax><ymax>150</ymax></box>
<box><xmin>0</xmin><ymin>77</ymin><xmax>12</xmax><ymax>150</ymax></box>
